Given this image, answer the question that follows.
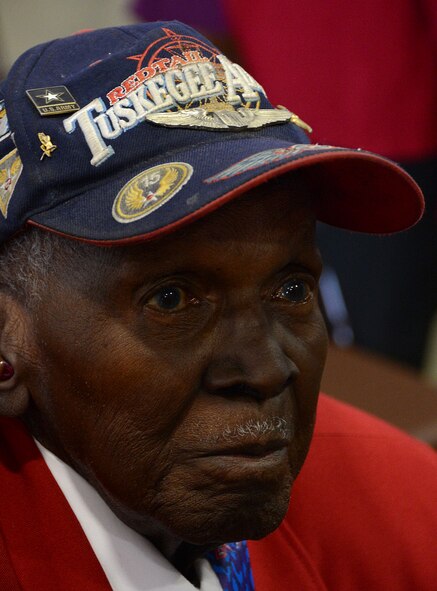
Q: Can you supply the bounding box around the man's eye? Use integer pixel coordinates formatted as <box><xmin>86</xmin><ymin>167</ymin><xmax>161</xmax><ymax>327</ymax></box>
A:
<box><xmin>274</xmin><ymin>278</ymin><xmax>313</xmax><ymax>304</ymax></box>
<box><xmin>146</xmin><ymin>286</ymin><xmax>197</xmax><ymax>312</ymax></box>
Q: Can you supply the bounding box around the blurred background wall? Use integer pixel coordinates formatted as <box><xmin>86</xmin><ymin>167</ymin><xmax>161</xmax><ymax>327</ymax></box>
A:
<box><xmin>0</xmin><ymin>0</ymin><xmax>134</xmax><ymax>73</ymax></box>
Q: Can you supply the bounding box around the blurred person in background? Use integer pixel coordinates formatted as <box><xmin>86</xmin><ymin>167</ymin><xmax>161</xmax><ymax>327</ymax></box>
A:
<box><xmin>132</xmin><ymin>0</ymin><xmax>437</xmax><ymax>371</ymax></box>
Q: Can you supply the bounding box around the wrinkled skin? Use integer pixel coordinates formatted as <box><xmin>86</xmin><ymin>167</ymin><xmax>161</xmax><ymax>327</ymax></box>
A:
<box><xmin>12</xmin><ymin>183</ymin><xmax>328</xmax><ymax>578</ymax></box>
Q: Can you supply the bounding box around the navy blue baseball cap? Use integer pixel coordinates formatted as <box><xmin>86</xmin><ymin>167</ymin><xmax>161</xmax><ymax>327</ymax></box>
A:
<box><xmin>0</xmin><ymin>21</ymin><xmax>424</xmax><ymax>245</ymax></box>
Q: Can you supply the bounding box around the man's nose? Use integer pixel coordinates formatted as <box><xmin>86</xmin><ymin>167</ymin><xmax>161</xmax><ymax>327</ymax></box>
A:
<box><xmin>203</xmin><ymin>313</ymin><xmax>298</xmax><ymax>401</ymax></box>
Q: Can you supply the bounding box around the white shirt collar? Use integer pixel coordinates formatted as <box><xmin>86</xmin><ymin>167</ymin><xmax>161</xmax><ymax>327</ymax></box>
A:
<box><xmin>35</xmin><ymin>441</ymin><xmax>222</xmax><ymax>591</ymax></box>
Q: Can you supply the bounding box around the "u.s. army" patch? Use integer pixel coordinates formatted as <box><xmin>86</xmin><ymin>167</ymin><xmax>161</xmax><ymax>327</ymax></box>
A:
<box><xmin>26</xmin><ymin>86</ymin><xmax>80</xmax><ymax>116</ymax></box>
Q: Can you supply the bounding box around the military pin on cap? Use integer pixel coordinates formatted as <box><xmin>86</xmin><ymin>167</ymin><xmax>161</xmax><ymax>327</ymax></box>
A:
<box><xmin>277</xmin><ymin>106</ymin><xmax>313</xmax><ymax>134</ymax></box>
<box><xmin>38</xmin><ymin>132</ymin><xmax>57</xmax><ymax>160</ymax></box>
<box><xmin>26</xmin><ymin>86</ymin><xmax>80</xmax><ymax>116</ymax></box>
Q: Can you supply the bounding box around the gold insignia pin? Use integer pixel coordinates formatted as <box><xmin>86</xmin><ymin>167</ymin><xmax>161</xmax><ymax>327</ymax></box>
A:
<box><xmin>38</xmin><ymin>132</ymin><xmax>57</xmax><ymax>160</ymax></box>
<box><xmin>290</xmin><ymin>113</ymin><xmax>313</xmax><ymax>134</ymax></box>
<box><xmin>277</xmin><ymin>106</ymin><xmax>313</xmax><ymax>134</ymax></box>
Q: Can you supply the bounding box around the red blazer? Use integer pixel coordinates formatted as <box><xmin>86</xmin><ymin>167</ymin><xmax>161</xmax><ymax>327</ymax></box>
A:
<box><xmin>1</xmin><ymin>394</ymin><xmax>437</xmax><ymax>590</ymax></box>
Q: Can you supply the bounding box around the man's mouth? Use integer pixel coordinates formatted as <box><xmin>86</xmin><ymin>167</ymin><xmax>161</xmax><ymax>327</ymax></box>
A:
<box><xmin>181</xmin><ymin>414</ymin><xmax>294</xmax><ymax>478</ymax></box>
<box><xmin>202</xmin><ymin>438</ymin><xmax>288</xmax><ymax>459</ymax></box>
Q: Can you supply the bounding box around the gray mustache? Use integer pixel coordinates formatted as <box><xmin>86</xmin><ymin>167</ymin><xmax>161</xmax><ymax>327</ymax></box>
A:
<box><xmin>221</xmin><ymin>417</ymin><xmax>289</xmax><ymax>441</ymax></box>
<box><xmin>191</xmin><ymin>416</ymin><xmax>290</xmax><ymax>446</ymax></box>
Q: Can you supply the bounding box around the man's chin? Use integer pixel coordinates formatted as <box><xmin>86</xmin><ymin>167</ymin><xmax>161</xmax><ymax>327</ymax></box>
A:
<box><xmin>167</xmin><ymin>483</ymin><xmax>293</xmax><ymax>546</ymax></box>
<box><xmin>99</xmin><ymin>460</ymin><xmax>296</xmax><ymax>548</ymax></box>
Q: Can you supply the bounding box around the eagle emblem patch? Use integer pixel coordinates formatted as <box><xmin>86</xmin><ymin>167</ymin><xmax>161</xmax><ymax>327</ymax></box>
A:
<box><xmin>112</xmin><ymin>162</ymin><xmax>193</xmax><ymax>223</ymax></box>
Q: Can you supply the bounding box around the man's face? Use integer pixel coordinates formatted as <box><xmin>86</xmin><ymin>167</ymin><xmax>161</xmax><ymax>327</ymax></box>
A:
<box><xmin>27</xmin><ymin>182</ymin><xmax>327</xmax><ymax>547</ymax></box>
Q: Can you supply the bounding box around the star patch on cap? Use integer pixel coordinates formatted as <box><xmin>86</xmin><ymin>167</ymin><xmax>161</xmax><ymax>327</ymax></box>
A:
<box><xmin>112</xmin><ymin>162</ymin><xmax>193</xmax><ymax>223</ymax></box>
<box><xmin>26</xmin><ymin>86</ymin><xmax>80</xmax><ymax>116</ymax></box>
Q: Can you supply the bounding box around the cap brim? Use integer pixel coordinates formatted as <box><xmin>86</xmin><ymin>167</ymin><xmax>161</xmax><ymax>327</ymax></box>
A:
<box><xmin>28</xmin><ymin>136</ymin><xmax>424</xmax><ymax>244</ymax></box>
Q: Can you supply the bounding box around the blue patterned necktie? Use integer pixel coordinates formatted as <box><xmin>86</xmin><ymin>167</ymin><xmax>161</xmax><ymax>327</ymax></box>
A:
<box><xmin>205</xmin><ymin>541</ymin><xmax>255</xmax><ymax>590</ymax></box>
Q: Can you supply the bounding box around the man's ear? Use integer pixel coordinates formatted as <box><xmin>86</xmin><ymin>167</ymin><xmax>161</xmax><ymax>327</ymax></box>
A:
<box><xmin>0</xmin><ymin>292</ymin><xmax>35</xmax><ymax>417</ymax></box>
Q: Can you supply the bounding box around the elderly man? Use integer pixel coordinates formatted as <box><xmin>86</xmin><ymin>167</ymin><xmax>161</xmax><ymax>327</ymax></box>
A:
<box><xmin>0</xmin><ymin>22</ymin><xmax>436</xmax><ymax>591</ymax></box>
